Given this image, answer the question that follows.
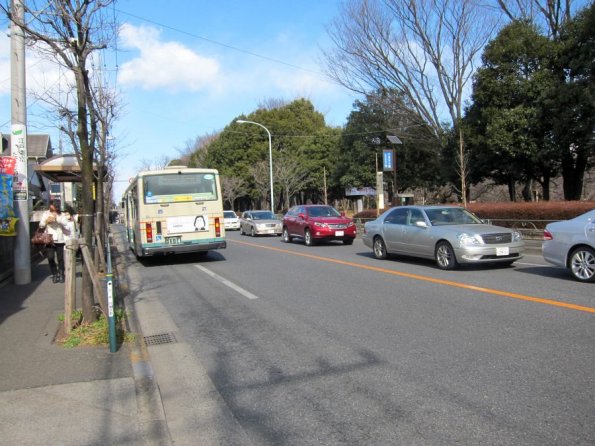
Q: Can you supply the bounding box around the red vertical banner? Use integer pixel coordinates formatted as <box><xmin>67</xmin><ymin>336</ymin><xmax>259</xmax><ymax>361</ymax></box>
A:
<box><xmin>0</xmin><ymin>156</ymin><xmax>18</xmax><ymax>236</ymax></box>
<box><xmin>0</xmin><ymin>156</ymin><xmax>17</xmax><ymax>175</ymax></box>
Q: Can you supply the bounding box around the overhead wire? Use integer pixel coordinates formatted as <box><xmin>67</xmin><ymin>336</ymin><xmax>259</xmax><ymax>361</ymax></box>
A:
<box><xmin>114</xmin><ymin>8</ymin><xmax>335</xmax><ymax>83</ymax></box>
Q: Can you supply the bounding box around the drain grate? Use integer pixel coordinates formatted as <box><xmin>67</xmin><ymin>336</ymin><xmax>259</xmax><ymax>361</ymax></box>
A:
<box><xmin>144</xmin><ymin>332</ymin><xmax>177</xmax><ymax>346</ymax></box>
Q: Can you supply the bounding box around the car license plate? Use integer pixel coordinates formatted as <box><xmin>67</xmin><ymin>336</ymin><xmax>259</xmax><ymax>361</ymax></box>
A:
<box><xmin>496</xmin><ymin>247</ymin><xmax>509</xmax><ymax>256</ymax></box>
<box><xmin>166</xmin><ymin>236</ymin><xmax>181</xmax><ymax>245</ymax></box>
<box><xmin>335</xmin><ymin>230</ymin><xmax>344</xmax><ymax>237</ymax></box>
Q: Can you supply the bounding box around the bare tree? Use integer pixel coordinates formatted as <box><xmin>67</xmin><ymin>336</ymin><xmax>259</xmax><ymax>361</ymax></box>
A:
<box><xmin>249</xmin><ymin>161</ymin><xmax>271</xmax><ymax>210</ymax></box>
<box><xmin>274</xmin><ymin>155</ymin><xmax>312</xmax><ymax>211</ymax></box>
<box><xmin>3</xmin><ymin>0</ymin><xmax>118</xmax><ymax>322</ymax></box>
<box><xmin>323</xmin><ymin>0</ymin><xmax>496</xmax><ymax>205</ymax></box>
<box><xmin>496</xmin><ymin>0</ymin><xmax>574</xmax><ymax>38</ymax></box>
<box><xmin>221</xmin><ymin>176</ymin><xmax>248</xmax><ymax>210</ymax></box>
<box><xmin>136</xmin><ymin>155</ymin><xmax>171</xmax><ymax>172</ymax></box>
<box><xmin>91</xmin><ymin>80</ymin><xmax>121</xmax><ymax>246</ymax></box>
<box><xmin>185</xmin><ymin>132</ymin><xmax>220</xmax><ymax>167</ymax></box>
<box><xmin>257</xmin><ymin>97</ymin><xmax>290</xmax><ymax>111</ymax></box>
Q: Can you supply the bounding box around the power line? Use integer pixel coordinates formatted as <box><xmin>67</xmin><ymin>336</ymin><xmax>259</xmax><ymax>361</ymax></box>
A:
<box><xmin>115</xmin><ymin>8</ymin><xmax>330</xmax><ymax>80</ymax></box>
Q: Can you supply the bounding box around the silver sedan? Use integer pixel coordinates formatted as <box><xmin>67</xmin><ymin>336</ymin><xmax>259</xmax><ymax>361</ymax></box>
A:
<box><xmin>362</xmin><ymin>205</ymin><xmax>524</xmax><ymax>270</ymax></box>
<box><xmin>543</xmin><ymin>209</ymin><xmax>595</xmax><ymax>283</ymax></box>
<box><xmin>240</xmin><ymin>210</ymin><xmax>282</xmax><ymax>236</ymax></box>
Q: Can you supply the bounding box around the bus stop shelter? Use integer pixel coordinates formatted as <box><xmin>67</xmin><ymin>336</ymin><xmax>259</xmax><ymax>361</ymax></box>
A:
<box><xmin>34</xmin><ymin>154</ymin><xmax>89</xmax><ymax>183</ymax></box>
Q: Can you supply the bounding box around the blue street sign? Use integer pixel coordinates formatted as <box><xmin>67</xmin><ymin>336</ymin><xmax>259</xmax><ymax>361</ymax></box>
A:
<box><xmin>383</xmin><ymin>149</ymin><xmax>394</xmax><ymax>171</ymax></box>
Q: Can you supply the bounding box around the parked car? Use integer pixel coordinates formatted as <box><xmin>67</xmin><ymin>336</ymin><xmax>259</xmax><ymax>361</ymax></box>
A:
<box><xmin>240</xmin><ymin>210</ymin><xmax>282</xmax><ymax>236</ymax></box>
<box><xmin>542</xmin><ymin>209</ymin><xmax>595</xmax><ymax>283</ymax></box>
<box><xmin>362</xmin><ymin>205</ymin><xmax>524</xmax><ymax>270</ymax></box>
<box><xmin>223</xmin><ymin>210</ymin><xmax>240</xmax><ymax>231</ymax></box>
<box><xmin>282</xmin><ymin>205</ymin><xmax>356</xmax><ymax>246</ymax></box>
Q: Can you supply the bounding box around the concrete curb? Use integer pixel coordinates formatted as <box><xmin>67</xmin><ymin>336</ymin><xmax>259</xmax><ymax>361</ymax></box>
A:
<box><xmin>112</xmin><ymin>230</ymin><xmax>172</xmax><ymax>446</ymax></box>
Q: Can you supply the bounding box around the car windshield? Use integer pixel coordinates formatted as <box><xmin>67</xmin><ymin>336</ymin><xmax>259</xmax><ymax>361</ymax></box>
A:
<box><xmin>224</xmin><ymin>211</ymin><xmax>236</xmax><ymax>218</ymax></box>
<box><xmin>425</xmin><ymin>208</ymin><xmax>482</xmax><ymax>226</ymax></box>
<box><xmin>307</xmin><ymin>206</ymin><xmax>341</xmax><ymax>218</ymax></box>
<box><xmin>252</xmin><ymin>211</ymin><xmax>275</xmax><ymax>220</ymax></box>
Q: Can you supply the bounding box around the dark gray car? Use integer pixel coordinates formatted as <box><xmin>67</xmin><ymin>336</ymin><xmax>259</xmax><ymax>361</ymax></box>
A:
<box><xmin>362</xmin><ymin>205</ymin><xmax>525</xmax><ymax>270</ymax></box>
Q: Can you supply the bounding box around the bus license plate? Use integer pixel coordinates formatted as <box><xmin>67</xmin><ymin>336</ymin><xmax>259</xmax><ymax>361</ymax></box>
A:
<box><xmin>166</xmin><ymin>236</ymin><xmax>182</xmax><ymax>245</ymax></box>
<box><xmin>335</xmin><ymin>230</ymin><xmax>344</xmax><ymax>237</ymax></box>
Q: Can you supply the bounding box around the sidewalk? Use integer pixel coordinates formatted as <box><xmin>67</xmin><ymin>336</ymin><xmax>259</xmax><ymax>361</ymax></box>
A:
<box><xmin>0</xmin><ymin>254</ymin><xmax>170</xmax><ymax>445</ymax></box>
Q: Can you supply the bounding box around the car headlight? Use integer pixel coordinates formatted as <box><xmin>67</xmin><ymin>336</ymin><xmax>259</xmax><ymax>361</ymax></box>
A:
<box><xmin>457</xmin><ymin>233</ymin><xmax>482</xmax><ymax>246</ymax></box>
<box><xmin>313</xmin><ymin>222</ymin><xmax>329</xmax><ymax>229</ymax></box>
<box><xmin>512</xmin><ymin>230</ymin><xmax>523</xmax><ymax>242</ymax></box>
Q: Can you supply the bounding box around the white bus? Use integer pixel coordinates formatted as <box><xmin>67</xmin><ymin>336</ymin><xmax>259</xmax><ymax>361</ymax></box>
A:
<box><xmin>122</xmin><ymin>166</ymin><xmax>226</xmax><ymax>258</ymax></box>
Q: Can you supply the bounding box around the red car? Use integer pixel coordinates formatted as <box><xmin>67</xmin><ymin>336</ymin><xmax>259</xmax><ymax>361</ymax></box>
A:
<box><xmin>282</xmin><ymin>205</ymin><xmax>357</xmax><ymax>246</ymax></box>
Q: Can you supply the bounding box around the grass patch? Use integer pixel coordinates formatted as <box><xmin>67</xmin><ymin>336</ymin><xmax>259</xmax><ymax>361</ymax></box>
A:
<box><xmin>58</xmin><ymin>308</ymin><xmax>136</xmax><ymax>348</ymax></box>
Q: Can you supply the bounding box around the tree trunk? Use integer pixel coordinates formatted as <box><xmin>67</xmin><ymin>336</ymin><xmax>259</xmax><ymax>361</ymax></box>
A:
<box><xmin>507</xmin><ymin>178</ymin><xmax>516</xmax><ymax>201</ymax></box>
<box><xmin>76</xmin><ymin>64</ymin><xmax>97</xmax><ymax>324</ymax></box>
<box><xmin>562</xmin><ymin>152</ymin><xmax>587</xmax><ymax>200</ymax></box>
<box><xmin>541</xmin><ymin>172</ymin><xmax>551</xmax><ymax>201</ymax></box>
<box><xmin>522</xmin><ymin>179</ymin><xmax>533</xmax><ymax>202</ymax></box>
<box><xmin>458</xmin><ymin>128</ymin><xmax>467</xmax><ymax>207</ymax></box>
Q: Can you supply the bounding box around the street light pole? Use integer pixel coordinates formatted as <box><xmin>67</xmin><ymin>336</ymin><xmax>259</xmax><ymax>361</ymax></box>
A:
<box><xmin>236</xmin><ymin>120</ymin><xmax>274</xmax><ymax>212</ymax></box>
<box><xmin>387</xmin><ymin>135</ymin><xmax>402</xmax><ymax>205</ymax></box>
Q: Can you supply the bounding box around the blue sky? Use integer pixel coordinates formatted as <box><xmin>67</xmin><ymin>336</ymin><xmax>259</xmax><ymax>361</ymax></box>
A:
<box><xmin>0</xmin><ymin>1</ymin><xmax>360</xmax><ymax>199</ymax></box>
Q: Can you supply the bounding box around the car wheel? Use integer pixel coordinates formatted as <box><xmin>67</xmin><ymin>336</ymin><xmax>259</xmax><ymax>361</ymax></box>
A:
<box><xmin>304</xmin><ymin>229</ymin><xmax>315</xmax><ymax>246</ymax></box>
<box><xmin>282</xmin><ymin>227</ymin><xmax>292</xmax><ymax>243</ymax></box>
<box><xmin>251</xmin><ymin>227</ymin><xmax>256</xmax><ymax>237</ymax></box>
<box><xmin>343</xmin><ymin>239</ymin><xmax>354</xmax><ymax>245</ymax></box>
<box><xmin>435</xmin><ymin>241</ymin><xmax>458</xmax><ymax>270</ymax></box>
<box><xmin>373</xmin><ymin>237</ymin><xmax>387</xmax><ymax>260</ymax></box>
<box><xmin>569</xmin><ymin>246</ymin><xmax>595</xmax><ymax>283</ymax></box>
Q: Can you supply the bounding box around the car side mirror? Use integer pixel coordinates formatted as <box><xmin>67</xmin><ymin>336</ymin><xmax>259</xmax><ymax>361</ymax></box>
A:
<box><xmin>415</xmin><ymin>221</ymin><xmax>428</xmax><ymax>228</ymax></box>
<box><xmin>298</xmin><ymin>213</ymin><xmax>306</xmax><ymax>220</ymax></box>
<box><xmin>340</xmin><ymin>211</ymin><xmax>345</xmax><ymax>217</ymax></box>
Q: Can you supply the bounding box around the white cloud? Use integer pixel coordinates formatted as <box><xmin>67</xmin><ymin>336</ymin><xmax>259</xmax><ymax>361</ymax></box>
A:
<box><xmin>118</xmin><ymin>23</ymin><xmax>220</xmax><ymax>92</ymax></box>
<box><xmin>0</xmin><ymin>31</ymin><xmax>75</xmax><ymax>110</ymax></box>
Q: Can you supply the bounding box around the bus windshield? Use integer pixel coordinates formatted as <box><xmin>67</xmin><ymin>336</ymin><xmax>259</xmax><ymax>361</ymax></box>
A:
<box><xmin>143</xmin><ymin>173</ymin><xmax>218</xmax><ymax>204</ymax></box>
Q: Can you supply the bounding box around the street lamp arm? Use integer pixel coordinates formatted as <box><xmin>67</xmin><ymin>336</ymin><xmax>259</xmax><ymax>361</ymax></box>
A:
<box><xmin>236</xmin><ymin>119</ymin><xmax>274</xmax><ymax>212</ymax></box>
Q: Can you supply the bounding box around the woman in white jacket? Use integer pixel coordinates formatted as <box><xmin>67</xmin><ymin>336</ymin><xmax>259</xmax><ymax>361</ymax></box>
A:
<box><xmin>39</xmin><ymin>200</ymin><xmax>68</xmax><ymax>283</ymax></box>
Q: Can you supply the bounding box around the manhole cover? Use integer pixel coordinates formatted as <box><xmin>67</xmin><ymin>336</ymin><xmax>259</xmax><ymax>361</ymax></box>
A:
<box><xmin>144</xmin><ymin>332</ymin><xmax>177</xmax><ymax>346</ymax></box>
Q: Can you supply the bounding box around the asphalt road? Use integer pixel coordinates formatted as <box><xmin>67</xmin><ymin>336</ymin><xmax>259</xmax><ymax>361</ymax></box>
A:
<box><xmin>130</xmin><ymin>229</ymin><xmax>595</xmax><ymax>445</ymax></box>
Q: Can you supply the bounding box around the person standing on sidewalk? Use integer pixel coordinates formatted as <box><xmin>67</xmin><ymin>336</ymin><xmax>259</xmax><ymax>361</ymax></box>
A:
<box><xmin>39</xmin><ymin>200</ymin><xmax>68</xmax><ymax>283</ymax></box>
<box><xmin>62</xmin><ymin>205</ymin><xmax>79</xmax><ymax>243</ymax></box>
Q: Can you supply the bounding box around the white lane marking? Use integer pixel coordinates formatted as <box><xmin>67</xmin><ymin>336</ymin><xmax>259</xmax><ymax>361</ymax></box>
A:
<box><xmin>194</xmin><ymin>264</ymin><xmax>259</xmax><ymax>300</ymax></box>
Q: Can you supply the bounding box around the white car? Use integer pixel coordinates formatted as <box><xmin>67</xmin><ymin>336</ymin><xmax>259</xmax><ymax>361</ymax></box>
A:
<box><xmin>543</xmin><ymin>209</ymin><xmax>595</xmax><ymax>283</ymax></box>
<box><xmin>223</xmin><ymin>211</ymin><xmax>240</xmax><ymax>231</ymax></box>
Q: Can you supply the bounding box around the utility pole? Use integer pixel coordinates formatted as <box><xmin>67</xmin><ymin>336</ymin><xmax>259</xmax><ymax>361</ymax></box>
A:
<box><xmin>323</xmin><ymin>166</ymin><xmax>327</xmax><ymax>204</ymax></box>
<box><xmin>11</xmin><ymin>0</ymin><xmax>31</xmax><ymax>285</ymax></box>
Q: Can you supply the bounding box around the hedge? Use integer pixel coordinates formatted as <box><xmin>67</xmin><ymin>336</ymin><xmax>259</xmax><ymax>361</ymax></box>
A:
<box><xmin>353</xmin><ymin>201</ymin><xmax>595</xmax><ymax>222</ymax></box>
